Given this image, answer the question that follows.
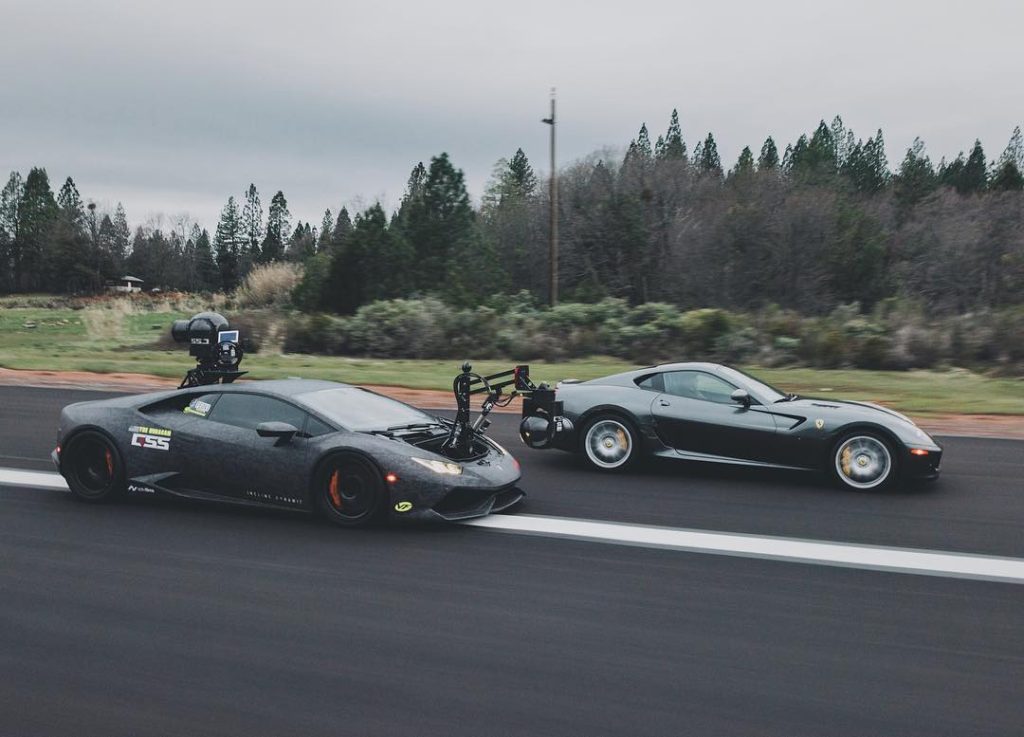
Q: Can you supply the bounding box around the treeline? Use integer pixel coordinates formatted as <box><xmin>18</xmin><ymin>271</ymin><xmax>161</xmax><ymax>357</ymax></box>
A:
<box><xmin>2</xmin><ymin>112</ymin><xmax>1023</xmax><ymax>315</ymax></box>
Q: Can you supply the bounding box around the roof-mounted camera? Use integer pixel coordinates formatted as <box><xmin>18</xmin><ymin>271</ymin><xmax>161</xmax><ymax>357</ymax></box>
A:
<box><xmin>170</xmin><ymin>312</ymin><xmax>246</xmax><ymax>388</ymax></box>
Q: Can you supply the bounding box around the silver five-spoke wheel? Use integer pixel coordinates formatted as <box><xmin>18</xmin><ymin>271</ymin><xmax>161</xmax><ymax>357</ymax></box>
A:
<box><xmin>584</xmin><ymin>419</ymin><xmax>634</xmax><ymax>470</ymax></box>
<box><xmin>834</xmin><ymin>435</ymin><xmax>892</xmax><ymax>489</ymax></box>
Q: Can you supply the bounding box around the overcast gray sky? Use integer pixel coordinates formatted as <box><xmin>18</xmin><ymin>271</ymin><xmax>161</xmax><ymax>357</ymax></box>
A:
<box><xmin>2</xmin><ymin>0</ymin><xmax>1022</xmax><ymax>231</ymax></box>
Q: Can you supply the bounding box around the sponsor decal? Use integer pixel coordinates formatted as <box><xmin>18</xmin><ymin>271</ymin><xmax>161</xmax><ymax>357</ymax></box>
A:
<box><xmin>127</xmin><ymin>483</ymin><xmax>156</xmax><ymax>495</ymax></box>
<box><xmin>183</xmin><ymin>398</ymin><xmax>212</xmax><ymax>417</ymax></box>
<box><xmin>245</xmin><ymin>490</ymin><xmax>303</xmax><ymax>506</ymax></box>
<box><xmin>814</xmin><ymin>418</ymin><xmax>825</xmax><ymax>430</ymax></box>
<box><xmin>129</xmin><ymin>425</ymin><xmax>172</xmax><ymax>451</ymax></box>
<box><xmin>394</xmin><ymin>501</ymin><xmax>413</xmax><ymax>513</ymax></box>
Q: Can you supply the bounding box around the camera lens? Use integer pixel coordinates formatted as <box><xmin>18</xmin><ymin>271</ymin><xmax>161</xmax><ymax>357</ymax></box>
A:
<box><xmin>171</xmin><ymin>319</ymin><xmax>190</xmax><ymax>343</ymax></box>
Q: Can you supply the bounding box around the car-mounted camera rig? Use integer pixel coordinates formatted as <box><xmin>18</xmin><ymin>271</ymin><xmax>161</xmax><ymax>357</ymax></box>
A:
<box><xmin>443</xmin><ymin>362</ymin><xmax>562</xmax><ymax>456</ymax></box>
<box><xmin>170</xmin><ymin>312</ymin><xmax>246</xmax><ymax>389</ymax></box>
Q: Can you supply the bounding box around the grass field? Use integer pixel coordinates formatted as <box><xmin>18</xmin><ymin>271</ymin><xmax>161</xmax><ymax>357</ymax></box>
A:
<box><xmin>2</xmin><ymin>306</ymin><xmax>1023</xmax><ymax>415</ymax></box>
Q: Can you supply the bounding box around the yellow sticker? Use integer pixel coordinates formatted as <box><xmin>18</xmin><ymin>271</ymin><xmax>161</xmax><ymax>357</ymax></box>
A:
<box><xmin>394</xmin><ymin>501</ymin><xmax>413</xmax><ymax>513</ymax></box>
<box><xmin>814</xmin><ymin>419</ymin><xmax>825</xmax><ymax>430</ymax></box>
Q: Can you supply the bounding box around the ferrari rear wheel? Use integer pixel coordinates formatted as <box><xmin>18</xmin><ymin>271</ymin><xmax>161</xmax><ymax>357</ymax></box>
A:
<box><xmin>314</xmin><ymin>454</ymin><xmax>386</xmax><ymax>527</ymax></box>
<box><xmin>63</xmin><ymin>430</ymin><xmax>126</xmax><ymax>503</ymax></box>
<box><xmin>581</xmin><ymin>416</ymin><xmax>637</xmax><ymax>471</ymax></box>
<box><xmin>831</xmin><ymin>433</ymin><xmax>896</xmax><ymax>491</ymax></box>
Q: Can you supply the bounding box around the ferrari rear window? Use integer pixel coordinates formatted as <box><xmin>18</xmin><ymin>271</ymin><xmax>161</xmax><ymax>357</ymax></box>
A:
<box><xmin>295</xmin><ymin>388</ymin><xmax>434</xmax><ymax>432</ymax></box>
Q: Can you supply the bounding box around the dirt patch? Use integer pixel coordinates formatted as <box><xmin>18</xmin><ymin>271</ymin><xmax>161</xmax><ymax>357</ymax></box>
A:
<box><xmin>1</xmin><ymin>367</ymin><xmax>1022</xmax><ymax>439</ymax></box>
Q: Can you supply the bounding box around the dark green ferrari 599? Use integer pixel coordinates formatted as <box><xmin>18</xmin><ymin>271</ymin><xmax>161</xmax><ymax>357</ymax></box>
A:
<box><xmin>520</xmin><ymin>362</ymin><xmax>942</xmax><ymax>490</ymax></box>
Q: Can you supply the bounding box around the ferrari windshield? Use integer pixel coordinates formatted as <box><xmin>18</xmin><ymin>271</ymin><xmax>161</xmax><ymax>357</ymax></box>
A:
<box><xmin>295</xmin><ymin>387</ymin><xmax>438</xmax><ymax>432</ymax></box>
<box><xmin>716</xmin><ymin>366</ymin><xmax>787</xmax><ymax>403</ymax></box>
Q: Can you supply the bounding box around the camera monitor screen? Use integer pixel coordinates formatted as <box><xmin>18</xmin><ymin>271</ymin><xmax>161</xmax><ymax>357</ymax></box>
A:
<box><xmin>218</xmin><ymin>330</ymin><xmax>239</xmax><ymax>344</ymax></box>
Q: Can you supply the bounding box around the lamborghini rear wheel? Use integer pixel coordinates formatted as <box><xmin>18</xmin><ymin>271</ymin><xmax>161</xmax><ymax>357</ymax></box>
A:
<box><xmin>63</xmin><ymin>430</ymin><xmax>126</xmax><ymax>503</ymax></box>
<box><xmin>314</xmin><ymin>454</ymin><xmax>386</xmax><ymax>527</ymax></box>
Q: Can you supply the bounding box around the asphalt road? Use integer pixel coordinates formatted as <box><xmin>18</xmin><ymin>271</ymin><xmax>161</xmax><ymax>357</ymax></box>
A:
<box><xmin>1</xmin><ymin>385</ymin><xmax>1023</xmax><ymax>736</ymax></box>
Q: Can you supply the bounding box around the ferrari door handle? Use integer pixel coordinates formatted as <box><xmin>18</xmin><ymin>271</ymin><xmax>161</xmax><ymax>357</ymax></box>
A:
<box><xmin>659</xmin><ymin>400</ymin><xmax>671</xmax><ymax>407</ymax></box>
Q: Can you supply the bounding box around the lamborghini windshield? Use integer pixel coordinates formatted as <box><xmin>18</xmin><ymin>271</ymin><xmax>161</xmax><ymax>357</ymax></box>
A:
<box><xmin>295</xmin><ymin>387</ymin><xmax>438</xmax><ymax>432</ymax></box>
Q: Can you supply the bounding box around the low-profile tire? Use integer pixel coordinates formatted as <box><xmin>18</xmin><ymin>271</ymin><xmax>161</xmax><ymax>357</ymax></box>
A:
<box><xmin>63</xmin><ymin>430</ymin><xmax>126</xmax><ymax>503</ymax></box>
<box><xmin>830</xmin><ymin>431</ymin><xmax>898</xmax><ymax>491</ymax></box>
<box><xmin>313</xmin><ymin>453</ymin><xmax>387</xmax><ymax>528</ymax></box>
<box><xmin>580</xmin><ymin>415</ymin><xmax>639</xmax><ymax>472</ymax></box>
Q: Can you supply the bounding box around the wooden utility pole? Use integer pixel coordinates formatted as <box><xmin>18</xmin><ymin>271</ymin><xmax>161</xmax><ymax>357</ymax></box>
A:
<box><xmin>541</xmin><ymin>89</ymin><xmax>558</xmax><ymax>306</ymax></box>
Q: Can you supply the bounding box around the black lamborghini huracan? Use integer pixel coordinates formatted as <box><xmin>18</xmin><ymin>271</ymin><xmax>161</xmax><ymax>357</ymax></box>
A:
<box><xmin>520</xmin><ymin>362</ymin><xmax>942</xmax><ymax>490</ymax></box>
<box><xmin>53</xmin><ymin>379</ymin><xmax>523</xmax><ymax>525</ymax></box>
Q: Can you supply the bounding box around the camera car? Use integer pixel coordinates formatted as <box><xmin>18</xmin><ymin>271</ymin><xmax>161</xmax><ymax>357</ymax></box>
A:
<box><xmin>52</xmin><ymin>313</ymin><xmax>525</xmax><ymax>526</ymax></box>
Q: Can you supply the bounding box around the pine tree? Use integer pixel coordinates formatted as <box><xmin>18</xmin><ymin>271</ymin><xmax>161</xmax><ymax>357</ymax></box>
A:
<box><xmin>214</xmin><ymin>196</ymin><xmax>242</xmax><ymax>290</ymax></box>
<box><xmin>56</xmin><ymin>177</ymin><xmax>84</xmax><ymax>227</ymax></box>
<box><xmin>319</xmin><ymin>209</ymin><xmax>333</xmax><ymax>252</ymax></box>
<box><xmin>657</xmin><ymin>109</ymin><xmax>686</xmax><ymax>161</ymax></box>
<box><xmin>17</xmin><ymin>167</ymin><xmax>58</xmax><ymax>290</ymax></box>
<box><xmin>959</xmin><ymin>140</ymin><xmax>988</xmax><ymax>193</ymax></box>
<box><xmin>990</xmin><ymin>160</ymin><xmax>1024</xmax><ymax>191</ymax></box>
<box><xmin>507</xmin><ymin>148</ymin><xmax>538</xmax><ymax>194</ymax></box>
<box><xmin>696</xmin><ymin>133</ymin><xmax>722</xmax><ymax>176</ymax></box>
<box><xmin>111</xmin><ymin>203</ymin><xmax>131</xmax><ymax>269</ymax></box>
<box><xmin>758</xmin><ymin>137</ymin><xmax>780</xmax><ymax>170</ymax></box>
<box><xmin>894</xmin><ymin>137</ymin><xmax>937</xmax><ymax>206</ymax></box>
<box><xmin>0</xmin><ymin>172</ymin><xmax>23</xmax><ymax>289</ymax></box>
<box><xmin>193</xmin><ymin>228</ymin><xmax>217</xmax><ymax>291</ymax></box>
<box><xmin>261</xmin><ymin>191</ymin><xmax>290</xmax><ymax>262</ymax></box>
<box><xmin>635</xmin><ymin>124</ymin><xmax>653</xmax><ymax>160</ymax></box>
<box><xmin>241</xmin><ymin>184</ymin><xmax>263</xmax><ymax>265</ymax></box>
<box><xmin>331</xmin><ymin>207</ymin><xmax>352</xmax><ymax>250</ymax></box>
<box><xmin>730</xmin><ymin>146</ymin><xmax>755</xmax><ymax>178</ymax></box>
<box><xmin>991</xmin><ymin>127</ymin><xmax>1024</xmax><ymax>191</ymax></box>
<box><xmin>397</xmin><ymin>153</ymin><xmax>474</xmax><ymax>293</ymax></box>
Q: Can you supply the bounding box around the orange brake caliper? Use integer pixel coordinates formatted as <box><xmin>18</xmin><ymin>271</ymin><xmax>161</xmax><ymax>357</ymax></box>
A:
<box><xmin>105</xmin><ymin>449</ymin><xmax>114</xmax><ymax>477</ymax></box>
<box><xmin>328</xmin><ymin>470</ymin><xmax>342</xmax><ymax>508</ymax></box>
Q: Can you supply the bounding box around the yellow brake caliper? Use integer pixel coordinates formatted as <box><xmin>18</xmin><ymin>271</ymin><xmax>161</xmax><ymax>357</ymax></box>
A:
<box><xmin>840</xmin><ymin>446</ymin><xmax>852</xmax><ymax>477</ymax></box>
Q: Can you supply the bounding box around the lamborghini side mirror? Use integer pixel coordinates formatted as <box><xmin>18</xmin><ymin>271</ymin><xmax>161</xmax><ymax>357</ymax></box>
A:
<box><xmin>731</xmin><ymin>389</ymin><xmax>752</xmax><ymax>407</ymax></box>
<box><xmin>256</xmin><ymin>421</ymin><xmax>298</xmax><ymax>445</ymax></box>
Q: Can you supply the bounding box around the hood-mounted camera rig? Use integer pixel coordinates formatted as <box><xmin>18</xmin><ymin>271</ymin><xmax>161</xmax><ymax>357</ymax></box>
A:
<box><xmin>170</xmin><ymin>312</ymin><xmax>246</xmax><ymax>389</ymax></box>
<box><xmin>442</xmin><ymin>362</ymin><xmax>546</xmax><ymax>456</ymax></box>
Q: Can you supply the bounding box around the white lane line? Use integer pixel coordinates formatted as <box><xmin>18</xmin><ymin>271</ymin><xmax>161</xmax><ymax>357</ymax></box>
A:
<box><xmin>4</xmin><ymin>467</ymin><xmax>1023</xmax><ymax>584</ymax></box>
<box><xmin>0</xmin><ymin>468</ymin><xmax>69</xmax><ymax>490</ymax></box>
<box><xmin>464</xmin><ymin>514</ymin><xmax>1024</xmax><ymax>585</ymax></box>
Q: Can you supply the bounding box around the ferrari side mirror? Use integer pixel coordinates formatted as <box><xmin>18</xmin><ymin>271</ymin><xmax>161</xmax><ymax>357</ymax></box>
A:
<box><xmin>256</xmin><ymin>421</ymin><xmax>298</xmax><ymax>445</ymax></box>
<box><xmin>731</xmin><ymin>389</ymin><xmax>752</xmax><ymax>407</ymax></box>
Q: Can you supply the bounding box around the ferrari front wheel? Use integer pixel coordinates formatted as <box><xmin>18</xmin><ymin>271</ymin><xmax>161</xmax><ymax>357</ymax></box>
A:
<box><xmin>314</xmin><ymin>454</ymin><xmax>386</xmax><ymax>527</ymax></box>
<box><xmin>581</xmin><ymin>416</ymin><xmax>637</xmax><ymax>471</ymax></box>
<box><xmin>831</xmin><ymin>432</ymin><xmax>896</xmax><ymax>491</ymax></box>
<box><xmin>63</xmin><ymin>430</ymin><xmax>126</xmax><ymax>503</ymax></box>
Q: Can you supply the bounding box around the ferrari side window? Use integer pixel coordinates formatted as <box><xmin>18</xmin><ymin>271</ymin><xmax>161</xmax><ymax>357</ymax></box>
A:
<box><xmin>692</xmin><ymin>373</ymin><xmax>739</xmax><ymax>404</ymax></box>
<box><xmin>663</xmin><ymin>371</ymin><xmax>737</xmax><ymax>404</ymax></box>
<box><xmin>636</xmin><ymin>373</ymin><xmax>664</xmax><ymax>392</ymax></box>
<box><xmin>207</xmin><ymin>393</ymin><xmax>309</xmax><ymax>432</ymax></box>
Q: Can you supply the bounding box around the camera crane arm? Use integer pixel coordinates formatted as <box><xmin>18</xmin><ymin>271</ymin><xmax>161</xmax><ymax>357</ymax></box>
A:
<box><xmin>442</xmin><ymin>363</ymin><xmax>544</xmax><ymax>456</ymax></box>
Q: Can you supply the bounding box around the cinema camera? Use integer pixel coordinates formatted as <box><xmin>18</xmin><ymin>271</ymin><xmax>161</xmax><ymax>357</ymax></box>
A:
<box><xmin>170</xmin><ymin>312</ymin><xmax>246</xmax><ymax>388</ymax></box>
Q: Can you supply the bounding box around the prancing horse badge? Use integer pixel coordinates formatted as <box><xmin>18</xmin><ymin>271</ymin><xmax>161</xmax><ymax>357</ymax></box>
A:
<box><xmin>814</xmin><ymin>418</ymin><xmax>825</xmax><ymax>430</ymax></box>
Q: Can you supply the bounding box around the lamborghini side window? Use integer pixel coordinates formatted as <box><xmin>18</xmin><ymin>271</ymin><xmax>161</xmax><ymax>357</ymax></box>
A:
<box><xmin>207</xmin><ymin>393</ymin><xmax>309</xmax><ymax>432</ymax></box>
<box><xmin>636</xmin><ymin>373</ymin><xmax>664</xmax><ymax>392</ymax></box>
<box><xmin>663</xmin><ymin>371</ymin><xmax>737</xmax><ymax>404</ymax></box>
<box><xmin>183</xmin><ymin>393</ymin><xmax>220</xmax><ymax>419</ymax></box>
<box><xmin>305</xmin><ymin>415</ymin><xmax>335</xmax><ymax>437</ymax></box>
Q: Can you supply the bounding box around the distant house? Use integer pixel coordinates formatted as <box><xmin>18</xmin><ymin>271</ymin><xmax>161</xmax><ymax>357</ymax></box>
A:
<box><xmin>109</xmin><ymin>275</ymin><xmax>144</xmax><ymax>294</ymax></box>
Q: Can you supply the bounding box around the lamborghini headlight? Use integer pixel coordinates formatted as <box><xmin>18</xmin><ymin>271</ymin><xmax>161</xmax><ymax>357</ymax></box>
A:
<box><xmin>411</xmin><ymin>457</ymin><xmax>463</xmax><ymax>476</ymax></box>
